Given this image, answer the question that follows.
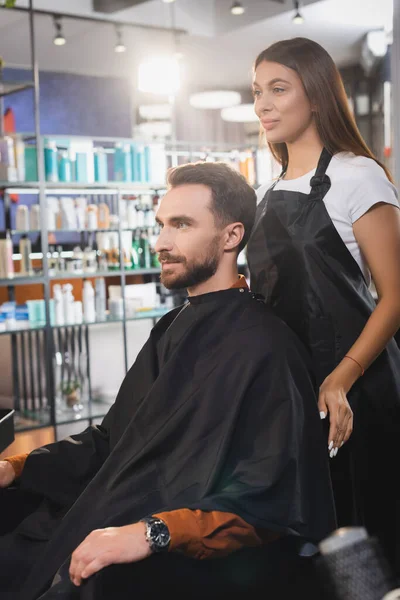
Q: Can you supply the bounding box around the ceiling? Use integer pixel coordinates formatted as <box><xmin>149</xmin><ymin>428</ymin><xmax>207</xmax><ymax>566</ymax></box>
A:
<box><xmin>0</xmin><ymin>0</ymin><xmax>394</xmax><ymax>92</ymax></box>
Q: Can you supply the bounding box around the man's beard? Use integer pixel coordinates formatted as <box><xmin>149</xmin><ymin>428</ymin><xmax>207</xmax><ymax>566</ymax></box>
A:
<box><xmin>159</xmin><ymin>237</ymin><xmax>220</xmax><ymax>290</ymax></box>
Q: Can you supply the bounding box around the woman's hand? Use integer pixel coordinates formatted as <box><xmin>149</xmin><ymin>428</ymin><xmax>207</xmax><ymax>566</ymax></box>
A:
<box><xmin>318</xmin><ymin>378</ymin><xmax>353</xmax><ymax>457</ymax></box>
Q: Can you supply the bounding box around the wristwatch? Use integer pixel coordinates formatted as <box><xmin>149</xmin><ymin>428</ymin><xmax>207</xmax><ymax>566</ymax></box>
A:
<box><xmin>141</xmin><ymin>516</ymin><xmax>171</xmax><ymax>553</ymax></box>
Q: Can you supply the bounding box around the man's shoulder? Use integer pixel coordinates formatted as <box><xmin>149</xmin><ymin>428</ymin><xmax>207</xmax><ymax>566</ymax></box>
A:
<box><xmin>236</xmin><ymin>299</ymin><xmax>303</xmax><ymax>348</ymax></box>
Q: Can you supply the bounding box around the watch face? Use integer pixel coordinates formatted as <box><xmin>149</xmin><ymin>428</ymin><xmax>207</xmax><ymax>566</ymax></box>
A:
<box><xmin>150</xmin><ymin>520</ymin><xmax>170</xmax><ymax>549</ymax></box>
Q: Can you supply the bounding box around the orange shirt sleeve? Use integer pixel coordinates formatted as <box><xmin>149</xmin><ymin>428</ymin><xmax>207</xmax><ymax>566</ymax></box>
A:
<box><xmin>3</xmin><ymin>453</ymin><xmax>29</xmax><ymax>479</ymax></box>
<box><xmin>154</xmin><ymin>509</ymin><xmax>280</xmax><ymax>559</ymax></box>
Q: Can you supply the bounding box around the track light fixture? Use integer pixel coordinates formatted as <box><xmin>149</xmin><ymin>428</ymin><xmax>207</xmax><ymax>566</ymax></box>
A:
<box><xmin>114</xmin><ymin>25</ymin><xmax>126</xmax><ymax>53</ymax></box>
<box><xmin>292</xmin><ymin>1</ymin><xmax>304</xmax><ymax>24</ymax></box>
<box><xmin>231</xmin><ymin>2</ymin><xmax>245</xmax><ymax>16</ymax></box>
<box><xmin>53</xmin><ymin>16</ymin><xmax>66</xmax><ymax>46</ymax></box>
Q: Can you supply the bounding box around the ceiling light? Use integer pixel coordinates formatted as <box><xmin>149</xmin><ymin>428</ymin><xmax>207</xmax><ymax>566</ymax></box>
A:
<box><xmin>136</xmin><ymin>121</ymin><xmax>172</xmax><ymax>138</ymax></box>
<box><xmin>162</xmin><ymin>0</ymin><xmax>176</xmax><ymax>3</ymax></box>
<box><xmin>114</xmin><ymin>25</ymin><xmax>126</xmax><ymax>53</ymax></box>
<box><xmin>189</xmin><ymin>90</ymin><xmax>241</xmax><ymax>110</ymax></box>
<box><xmin>53</xmin><ymin>16</ymin><xmax>66</xmax><ymax>46</ymax></box>
<box><xmin>138</xmin><ymin>57</ymin><xmax>180</xmax><ymax>95</ymax></box>
<box><xmin>292</xmin><ymin>1</ymin><xmax>304</xmax><ymax>24</ymax></box>
<box><xmin>231</xmin><ymin>1</ymin><xmax>245</xmax><ymax>15</ymax></box>
<box><xmin>220</xmin><ymin>103</ymin><xmax>258</xmax><ymax>123</ymax></box>
<box><xmin>366</xmin><ymin>29</ymin><xmax>387</xmax><ymax>57</ymax></box>
<box><xmin>138</xmin><ymin>104</ymin><xmax>172</xmax><ymax>120</ymax></box>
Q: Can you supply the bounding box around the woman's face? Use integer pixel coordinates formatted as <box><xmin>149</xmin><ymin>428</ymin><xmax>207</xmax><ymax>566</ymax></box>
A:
<box><xmin>253</xmin><ymin>60</ymin><xmax>315</xmax><ymax>144</ymax></box>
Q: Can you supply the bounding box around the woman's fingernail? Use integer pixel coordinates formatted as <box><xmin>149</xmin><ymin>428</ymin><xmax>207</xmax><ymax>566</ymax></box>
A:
<box><xmin>334</xmin><ymin>448</ymin><xmax>338</xmax><ymax>456</ymax></box>
<box><xmin>320</xmin><ymin>411</ymin><xmax>327</xmax><ymax>419</ymax></box>
<box><xmin>330</xmin><ymin>449</ymin><xmax>335</xmax><ymax>458</ymax></box>
<box><xmin>328</xmin><ymin>441</ymin><xmax>333</xmax><ymax>451</ymax></box>
<box><xmin>340</xmin><ymin>441</ymin><xmax>344</xmax><ymax>448</ymax></box>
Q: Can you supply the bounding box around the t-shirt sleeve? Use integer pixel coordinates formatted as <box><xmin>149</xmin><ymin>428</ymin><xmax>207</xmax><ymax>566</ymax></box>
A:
<box><xmin>349</xmin><ymin>170</ymin><xmax>399</xmax><ymax>224</ymax></box>
<box><xmin>256</xmin><ymin>182</ymin><xmax>273</xmax><ymax>205</ymax></box>
<box><xmin>154</xmin><ymin>509</ymin><xmax>279</xmax><ymax>559</ymax></box>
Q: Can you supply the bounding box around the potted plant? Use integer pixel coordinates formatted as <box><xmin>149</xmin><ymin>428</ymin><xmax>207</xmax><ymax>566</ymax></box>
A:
<box><xmin>60</xmin><ymin>380</ymin><xmax>81</xmax><ymax>408</ymax></box>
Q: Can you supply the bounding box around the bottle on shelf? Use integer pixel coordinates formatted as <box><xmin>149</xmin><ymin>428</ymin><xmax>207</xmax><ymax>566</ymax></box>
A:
<box><xmin>0</xmin><ymin>231</ymin><xmax>14</xmax><ymax>278</ymax></box>
<box><xmin>140</xmin><ymin>230</ymin><xmax>151</xmax><ymax>269</ymax></box>
<box><xmin>15</xmin><ymin>204</ymin><xmax>30</xmax><ymax>231</ymax></box>
<box><xmin>29</xmin><ymin>204</ymin><xmax>41</xmax><ymax>231</ymax></box>
<box><xmin>56</xmin><ymin>245</ymin><xmax>66</xmax><ymax>274</ymax></box>
<box><xmin>86</xmin><ymin>204</ymin><xmax>98</xmax><ymax>230</ymax></box>
<box><xmin>95</xmin><ymin>277</ymin><xmax>106</xmax><ymax>321</ymax></box>
<box><xmin>53</xmin><ymin>284</ymin><xmax>64</xmax><ymax>326</ymax></box>
<box><xmin>48</xmin><ymin>245</ymin><xmax>58</xmax><ymax>277</ymax></box>
<box><xmin>93</xmin><ymin>147</ymin><xmax>108</xmax><ymax>183</ymax></box>
<box><xmin>98</xmin><ymin>202</ymin><xmax>110</xmax><ymax>229</ymax></box>
<box><xmin>19</xmin><ymin>235</ymin><xmax>33</xmax><ymax>275</ymax></box>
<box><xmin>44</xmin><ymin>140</ymin><xmax>59</xmax><ymax>183</ymax></box>
<box><xmin>74</xmin><ymin>301</ymin><xmax>83</xmax><ymax>325</ymax></box>
<box><xmin>62</xmin><ymin>283</ymin><xmax>75</xmax><ymax>324</ymax></box>
<box><xmin>83</xmin><ymin>246</ymin><xmax>97</xmax><ymax>274</ymax></box>
<box><xmin>131</xmin><ymin>229</ymin><xmax>141</xmax><ymax>270</ymax></box>
<box><xmin>58</xmin><ymin>150</ymin><xmax>72</xmax><ymax>183</ymax></box>
<box><xmin>83</xmin><ymin>280</ymin><xmax>96</xmax><ymax>323</ymax></box>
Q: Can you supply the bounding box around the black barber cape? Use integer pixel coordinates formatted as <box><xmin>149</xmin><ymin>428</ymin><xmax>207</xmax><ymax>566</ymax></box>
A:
<box><xmin>13</xmin><ymin>288</ymin><xmax>336</xmax><ymax>599</ymax></box>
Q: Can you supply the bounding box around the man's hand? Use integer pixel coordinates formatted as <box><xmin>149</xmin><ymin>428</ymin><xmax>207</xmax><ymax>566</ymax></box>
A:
<box><xmin>69</xmin><ymin>522</ymin><xmax>152</xmax><ymax>587</ymax></box>
<box><xmin>0</xmin><ymin>460</ymin><xmax>16</xmax><ymax>488</ymax></box>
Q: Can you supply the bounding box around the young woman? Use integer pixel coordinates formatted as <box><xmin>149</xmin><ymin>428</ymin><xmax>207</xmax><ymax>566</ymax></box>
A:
<box><xmin>246</xmin><ymin>37</ymin><xmax>400</xmax><ymax>573</ymax></box>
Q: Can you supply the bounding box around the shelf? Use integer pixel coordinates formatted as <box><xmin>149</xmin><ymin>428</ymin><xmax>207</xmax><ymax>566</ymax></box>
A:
<box><xmin>0</xmin><ymin>182</ymin><xmax>166</xmax><ymax>194</ymax></box>
<box><xmin>0</xmin><ymin>274</ymin><xmax>44</xmax><ymax>286</ymax></box>
<box><xmin>0</xmin><ymin>81</ymin><xmax>34</xmax><ymax>98</ymax></box>
<box><xmin>49</xmin><ymin>268</ymin><xmax>160</xmax><ymax>280</ymax></box>
<box><xmin>48</xmin><ymin>308</ymin><xmax>170</xmax><ymax>329</ymax></box>
<box><xmin>0</xmin><ymin>322</ymin><xmax>45</xmax><ymax>336</ymax></box>
<box><xmin>50</xmin><ymin>270</ymin><xmax>123</xmax><ymax>280</ymax></box>
<box><xmin>14</xmin><ymin>399</ymin><xmax>113</xmax><ymax>432</ymax></box>
<box><xmin>11</xmin><ymin>230</ymin><xmax>41</xmax><ymax>236</ymax></box>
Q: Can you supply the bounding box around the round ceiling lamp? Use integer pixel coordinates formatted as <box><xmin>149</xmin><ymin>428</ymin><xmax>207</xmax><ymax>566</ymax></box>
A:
<box><xmin>136</xmin><ymin>121</ymin><xmax>172</xmax><ymax>138</ymax></box>
<box><xmin>138</xmin><ymin>104</ymin><xmax>172</xmax><ymax>120</ymax></box>
<box><xmin>220</xmin><ymin>103</ymin><xmax>258</xmax><ymax>123</ymax></box>
<box><xmin>189</xmin><ymin>90</ymin><xmax>241</xmax><ymax>110</ymax></box>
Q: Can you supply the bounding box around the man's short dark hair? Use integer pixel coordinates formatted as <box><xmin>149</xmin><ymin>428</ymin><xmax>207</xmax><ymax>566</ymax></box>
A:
<box><xmin>166</xmin><ymin>161</ymin><xmax>257</xmax><ymax>253</ymax></box>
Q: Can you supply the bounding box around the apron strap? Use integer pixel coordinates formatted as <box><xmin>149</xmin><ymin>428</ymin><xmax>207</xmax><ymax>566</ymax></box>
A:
<box><xmin>308</xmin><ymin>148</ymin><xmax>333</xmax><ymax>202</ymax></box>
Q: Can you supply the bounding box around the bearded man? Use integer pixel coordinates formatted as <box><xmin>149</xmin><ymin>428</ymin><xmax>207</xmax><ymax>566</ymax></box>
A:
<box><xmin>0</xmin><ymin>162</ymin><xmax>336</xmax><ymax>600</ymax></box>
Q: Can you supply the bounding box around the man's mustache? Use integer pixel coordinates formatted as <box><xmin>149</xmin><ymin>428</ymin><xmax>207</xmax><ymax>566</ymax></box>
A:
<box><xmin>158</xmin><ymin>252</ymin><xmax>186</xmax><ymax>264</ymax></box>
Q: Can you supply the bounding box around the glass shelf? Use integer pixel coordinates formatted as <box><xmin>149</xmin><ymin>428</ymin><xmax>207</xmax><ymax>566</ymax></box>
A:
<box><xmin>50</xmin><ymin>270</ymin><xmax>123</xmax><ymax>280</ymax></box>
<box><xmin>14</xmin><ymin>399</ymin><xmax>114</xmax><ymax>431</ymax></box>
<box><xmin>11</xmin><ymin>229</ymin><xmax>41</xmax><ymax>235</ymax></box>
<box><xmin>0</xmin><ymin>182</ymin><xmax>166</xmax><ymax>193</ymax></box>
<box><xmin>49</xmin><ymin>268</ymin><xmax>160</xmax><ymax>280</ymax></box>
<box><xmin>0</xmin><ymin>309</ymin><xmax>169</xmax><ymax>335</ymax></box>
<box><xmin>0</xmin><ymin>322</ymin><xmax>45</xmax><ymax>336</ymax></box>
<box><xmin>0</xmin><ymin>274</ymin><xmax>44</xmax><ymax>287</ymax></box>
<box><xmin>0</xmin><ymin>81</ymin><xmax>34</xmax><ymax>98</ymax></box>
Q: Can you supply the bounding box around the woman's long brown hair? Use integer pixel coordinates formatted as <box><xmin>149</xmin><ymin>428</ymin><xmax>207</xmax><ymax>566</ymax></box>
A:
<box><xmin>254</xmin><ymin>37</ymin><xmax>393</xmax><ymax>182</ymax></box>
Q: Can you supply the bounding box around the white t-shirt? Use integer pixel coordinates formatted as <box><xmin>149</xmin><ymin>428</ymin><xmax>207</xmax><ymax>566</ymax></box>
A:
<box><xmin>256</xmin><ymin>152</ymin><xmax>399</xmax><ymax>286</ymax></box>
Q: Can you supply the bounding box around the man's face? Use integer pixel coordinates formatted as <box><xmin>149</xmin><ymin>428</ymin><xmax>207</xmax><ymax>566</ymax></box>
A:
<box><xmin>155</xmin><ymin>184</ymin><xmax>223</xmax><ymax>290</ymax></box>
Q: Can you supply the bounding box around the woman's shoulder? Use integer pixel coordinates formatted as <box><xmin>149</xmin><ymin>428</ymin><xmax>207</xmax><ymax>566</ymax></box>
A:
<box><xmin>255</xmin><ymin>180</ymin><xmax>276</xmax><ymax>203</ymax></box>
<box><xmin>329</xmin><ymin>152</ymin><xmax>392</xmax><ymax>185</ymax></box>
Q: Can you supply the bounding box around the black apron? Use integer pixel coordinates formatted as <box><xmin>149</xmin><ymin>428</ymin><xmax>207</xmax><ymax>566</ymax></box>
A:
<box><xmin>247</xmin><ymin>148</ymin><xmax>400</xmax><ymax>574</ymax></box>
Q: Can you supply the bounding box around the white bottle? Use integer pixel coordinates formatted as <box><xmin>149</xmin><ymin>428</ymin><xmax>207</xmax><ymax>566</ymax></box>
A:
<box><xmin>53</xmin><ymin>284</ymin><xmax>64</xmax><ymax>326</ymax></box>
<box><xmin>0</xmin><ymin>232</ymin><xmax>14</xmax><ymax>279</ymax></box>
<box><xmin>83</xmin><ymin>280</ymin><xmax>96</xmax><ymax>322</ymax></box>
<box><xmin>62</xmin><ymin>283</ymin><xmax>75</xmax><ymax>324</ymax></box>
<box><xmin>74</xmin><ymin>301</ymin><xmax>83</xmax><ymax>325</ymax></box>
<box><xmin>95</xmin><ymin>277</ymin><xmax>106</xmax><ymax>321</ymax></box>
